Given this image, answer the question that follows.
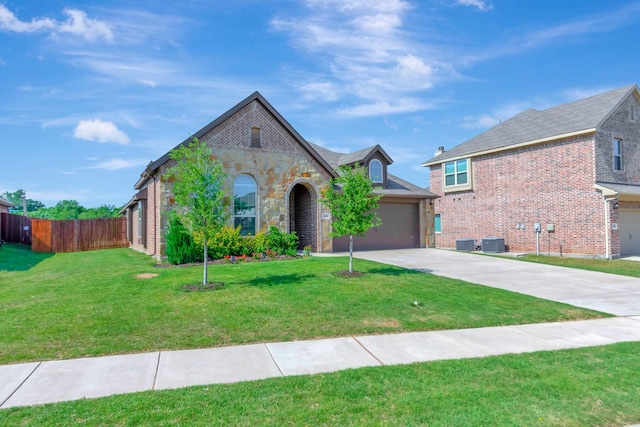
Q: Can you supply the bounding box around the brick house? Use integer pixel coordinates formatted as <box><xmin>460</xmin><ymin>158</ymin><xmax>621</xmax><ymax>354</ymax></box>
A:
<box><xmin>0</xmin><ymin>196</ymin><xmax>14</xmax><ymax>241</ymax></box>
<box><xmin>122</xmin><ymin>92</ymin><xmax>435</xmax><ymax>259</ymax></box>
<box><xmin>423</xmin><ymin>84</ymin><xmax>640</xmax><ymax>258</ymax></box>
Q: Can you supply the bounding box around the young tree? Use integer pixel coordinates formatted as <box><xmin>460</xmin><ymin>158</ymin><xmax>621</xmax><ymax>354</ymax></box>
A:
<box><xmin>320</xmin><ymin>163</ymin><xmax>382</xmax><ymax>273</ymax></box>
<box><xmin>165</xmin><ymin>137</ymin><xmax>228</xmax><ymax>285</ymax></box>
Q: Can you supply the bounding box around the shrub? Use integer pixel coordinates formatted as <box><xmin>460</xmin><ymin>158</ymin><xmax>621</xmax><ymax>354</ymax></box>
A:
<box><xmin>208</xmin><ymin>226</ymin><xmax>243</xmax><ymax>260</ymax></box>
<box><xmin>267</xmin><ymin>226</ymin><xmax>299</xmax><ymax>256</ymax></box>
<box><xmin>165</xmin><ymin>217</ymin><xmax>202</xmax><ymax>265</ymax></box>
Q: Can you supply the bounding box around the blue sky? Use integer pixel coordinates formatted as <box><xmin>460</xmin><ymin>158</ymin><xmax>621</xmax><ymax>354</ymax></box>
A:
<box><xmin>2</xmin><ymin>0</ymin><xmax>640</xmax><ymax>208</ymax></box>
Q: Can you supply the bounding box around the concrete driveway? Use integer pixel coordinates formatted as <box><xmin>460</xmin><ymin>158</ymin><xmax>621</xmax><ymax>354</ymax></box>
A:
<box><xmin>352</xmin><ymin>249</ymin><xmax>640</xmax><ymax>317</ymax></box>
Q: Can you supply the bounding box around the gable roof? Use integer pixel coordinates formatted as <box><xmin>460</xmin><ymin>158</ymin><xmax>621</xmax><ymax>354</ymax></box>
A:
<box><xmin>135</xmin><ymin>91</ymin><xmax>337</xmax><ymax>189</ymax></box>
<box><xmin>0</xmin><ymin>196</ymin><xmax>14</xmax><ymax>208</ymax></box>
<box><xmin>309</xmin><ymin>142</ymin><xmax>435</xmax><ymax>199</ymax></box>
<box><xmin>309</xmin><ymin>143</ymin><xmax>392</xmax><ymax>168</ymax></box>
<box><xmin>423</xmin><ymin>84</ymin><xmax>639</xmax><ymax>166</ymax></box>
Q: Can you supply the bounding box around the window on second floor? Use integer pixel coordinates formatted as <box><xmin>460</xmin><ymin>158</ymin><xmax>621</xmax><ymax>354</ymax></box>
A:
<box><xmin>630</xmin><ymin>103</ymin><xmax>637</xmax><ymax>122</ymax></box>
<box><xmin>369</xmin><ymin>159</ymin><xmax>383</xmax><ymax>183</ymax></box>
<box><xmin>613</xmin><ymin>138</ymin><xmax>623</xmax><ymax>171</ymax></box>
<box><xmin>443</xmin><ymin>158</ymin><xmax>472</xmax><ymax>192</ymax></box>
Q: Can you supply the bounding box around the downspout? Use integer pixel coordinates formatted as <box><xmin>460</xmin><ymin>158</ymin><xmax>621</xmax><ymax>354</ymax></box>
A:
<box><xmin>152</xmin><ymin>175</ymin><xmax>157</xmax><ymax>257</ymax></box>
<box><xmin>604</xmin><ymin>197</ymin><xmax>617</xmax><ymax>260</ymax></box>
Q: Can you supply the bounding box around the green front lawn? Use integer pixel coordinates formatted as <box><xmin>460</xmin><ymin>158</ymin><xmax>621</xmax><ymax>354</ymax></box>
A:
<box><xmin>2</xmin><ymin>342</ymin><xmax>639</xmax><ymax>426</ymax></box>
<box><xmin>0</xmin><ymin>244</ymin><xmax>607</xmax><ymax>364</ymax></box>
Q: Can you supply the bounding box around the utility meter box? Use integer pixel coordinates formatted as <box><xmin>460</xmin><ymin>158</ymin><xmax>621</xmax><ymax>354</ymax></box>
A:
<box><xmin>482</xmin><ymin>237</ymin><xmax>505</xmax><ymax>253</ymax></box>
<box><xmin>534</xmin><ymin>223</ymin><xmax>541</xmax><ymax>232</ymax></box>
<box><xmin>547</xmin><ymin>224</ymin><xmax>555</xmax><ymax>232</ymax></box>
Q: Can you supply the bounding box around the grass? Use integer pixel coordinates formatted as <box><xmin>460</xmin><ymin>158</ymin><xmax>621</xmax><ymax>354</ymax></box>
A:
<box><xmin>1</xmin><ymin>342</ymin><xmax>639</xmax><ymax>426</ymax></box>
<box><xmin>0</xmin><ymin>243</ymin><xmax>607</xmax><ymax>364</ymax></box>
<box><xmin>518</xmin><ymin>254</ymin><xmax>640</xmax><ymax>278</ymax></box>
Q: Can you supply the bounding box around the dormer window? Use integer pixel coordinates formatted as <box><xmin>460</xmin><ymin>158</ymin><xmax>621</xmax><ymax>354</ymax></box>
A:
<box><xmin>250</xmin><ymin>127</ymin><xmax>261</xmax><ymax>148</ymax></box>
<box><xmin>369</xmin><ymin>159</ymin><xmax>383</xmax><ymax>183</ymax></box>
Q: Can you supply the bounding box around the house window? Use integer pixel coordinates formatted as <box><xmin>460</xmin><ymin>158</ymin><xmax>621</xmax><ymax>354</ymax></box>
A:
<box><xmin>250</xmin><ymin>127</ymin><xmax>261</xmax><ymax>148</ymax></box>
<box><xmin>613</xmin><ymin>138</ymin><xmax>623</xmax><ymax>171</ymax></box>
<box><xmin>369</xmin><ymin>159</ymin><xmax>383</xmax><ymax>183</ymax></box>
<box><xmin>137</xmin><ymin>201</ymin><xmax>143</xmax><ymax>244</ymax></box>
<box><xmin>234</xmin><ymin>174</ymin><xmax>257</xmax><ymax>235</ymax></box>
<box><xmin>443</xmin><ymin>159</ymin><xmax>472</xmax><ymax>192</ymax></box>
<box><xmin>435</xmin><ymin>214</ymin><xmax>441</xmax><ymax>233</ymax></box>
<box><xmin>630</xmin><ymin>103</ymin><xmax>637</xmax><ymax>122</ymax></box>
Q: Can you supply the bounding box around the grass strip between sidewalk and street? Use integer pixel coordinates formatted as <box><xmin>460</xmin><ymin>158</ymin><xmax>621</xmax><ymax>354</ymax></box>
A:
<box><xmin>1</xmin><ymin>342</ymin><xmax>639</xmax><ymax>426</ymax></box>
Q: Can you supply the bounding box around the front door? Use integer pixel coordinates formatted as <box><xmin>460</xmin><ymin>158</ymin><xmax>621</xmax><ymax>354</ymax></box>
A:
<box><xmin>289</xmin><ymin>184</ymin><xmax>317</xmax><ymax>250</ymax></box>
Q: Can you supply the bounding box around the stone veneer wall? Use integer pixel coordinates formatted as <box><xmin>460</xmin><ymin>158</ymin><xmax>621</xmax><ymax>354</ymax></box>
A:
<box><xmin>148</xmin><ymin>99</ymin><xmax>335</xmax><ymax>259</ymax></box>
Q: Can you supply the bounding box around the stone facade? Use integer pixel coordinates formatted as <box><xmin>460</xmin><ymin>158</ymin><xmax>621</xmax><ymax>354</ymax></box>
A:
<box><xmin>122</xmin><ymin>92</ymin><xmax>433</xmax><ymax>259</ymax></box>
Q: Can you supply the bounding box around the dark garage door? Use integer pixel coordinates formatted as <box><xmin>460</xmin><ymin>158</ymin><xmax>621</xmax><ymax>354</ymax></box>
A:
<box><xmin>333</xmin><ymin>202</ymin><xmax>419</xmax><ymax>252</ymax></box>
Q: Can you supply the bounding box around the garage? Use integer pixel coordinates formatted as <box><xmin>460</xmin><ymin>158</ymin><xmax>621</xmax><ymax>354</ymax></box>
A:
<box><xmin>619</xmin><ymin>209</ymin><xmax>640</xmax><ymax>256</ymax></box>
<box><xmin>333</xmin><ymin>201</ymin><xmax>420</xmax><ymax>252</ymax></box>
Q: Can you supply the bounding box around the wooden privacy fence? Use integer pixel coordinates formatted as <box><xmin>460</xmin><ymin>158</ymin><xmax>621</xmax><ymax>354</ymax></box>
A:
<box><xmin>31</xmin><ymin>217</ymin><xmax>128</xmax><ymax>253</ymax></box>
<box><xmin>1</xmin><ymin>213</ymin><xmax>32</xmax><ymax>245</ymax></box>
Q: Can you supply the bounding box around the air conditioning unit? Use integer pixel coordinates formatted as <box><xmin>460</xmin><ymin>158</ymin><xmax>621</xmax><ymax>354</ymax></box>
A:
<box><xmin>456</xmin><ymin>238</ymin><xmax>475</xmax><ymax>251</ymax></box>
<box><xmin>482</xmin><ymin>237</ymin><xmax>505</xmax><ymax>253</ymax></box>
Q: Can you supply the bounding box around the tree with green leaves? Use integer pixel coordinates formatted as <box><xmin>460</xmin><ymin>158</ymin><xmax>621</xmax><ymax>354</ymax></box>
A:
<box><xmin>320</xmin><ymin>163</ymin><xmax>382</xmax><ymax>273</ymax></box>
<box><xmin>165</xmin><ymin>137</ymin><xmax>228</xmax><ymax>285</ymax></box>
<box><xmin>2</xmin><ymin>189</ymin><xmax>45</xmax><ymax>213</ymax></box>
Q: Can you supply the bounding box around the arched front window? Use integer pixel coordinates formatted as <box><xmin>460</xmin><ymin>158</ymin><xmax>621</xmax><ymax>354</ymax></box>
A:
<box><xmin>369</xmin><ymin>159</ymin><xmax>383</xmax><ymax>183</ymax></box>
<box><xmin>234</xmin><ymin>175</ymin><xmax>257</xmax><ymax>235</ymax></box>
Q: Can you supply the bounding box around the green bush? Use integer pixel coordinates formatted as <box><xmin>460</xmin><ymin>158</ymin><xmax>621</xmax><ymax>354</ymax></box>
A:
<box><xmin>267</xmin><ymin>226</ymin><xmax>299</xmax><ymax>256</ymax></box>
<box><xmin>165</xmin><ymin>217</ymin><xmax>202</xmax><ymax>265</ymax></box>
<box><xmin>208</xmin><ymin>226</ymin><xmax>243</xmax><ymax>260</ymax></box>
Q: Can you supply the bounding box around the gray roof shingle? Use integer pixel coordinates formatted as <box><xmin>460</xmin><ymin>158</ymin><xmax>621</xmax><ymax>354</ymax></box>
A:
<box><xmin>424</xmin><ymin>84</ymin><xmax>638</xmax><ymax>165</ymax></box>
<box><xmin>309</xmin><ymin>142</ymin><xmax>435</xmax><ymax>199</ymax></box>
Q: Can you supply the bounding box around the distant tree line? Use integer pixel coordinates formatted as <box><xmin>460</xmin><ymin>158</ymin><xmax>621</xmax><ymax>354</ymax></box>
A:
<box><xmin>2</xmin><ymin>189</ymin><xmax>122</xmax><ymax>220</ymax></box>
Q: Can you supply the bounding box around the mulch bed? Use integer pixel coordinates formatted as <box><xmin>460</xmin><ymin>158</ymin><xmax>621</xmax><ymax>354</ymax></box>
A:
<box><xmin>180</xmin><ymin>282</ymin><xmax>225</xmax><ymax>292</ymax></box>
<box><xmin>333</xmin><ymin>270</ymin><xmax>365</xmax><ymax>278</ymax></box>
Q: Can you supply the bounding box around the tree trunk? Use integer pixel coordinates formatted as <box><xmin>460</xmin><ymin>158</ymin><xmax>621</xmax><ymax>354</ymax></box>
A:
<box><xmin>349</xmin><ymin>234</ymin><xmax>353</xmax><ymax>273</ymax></box>
<box><xmin>203</xmin><ymin>240</ymin><xmax>209</xmax><ymax>285</ymax></box>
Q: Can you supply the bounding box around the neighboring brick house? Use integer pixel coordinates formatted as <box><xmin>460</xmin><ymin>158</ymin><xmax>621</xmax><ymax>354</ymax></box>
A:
<box><xmin>0</xmin><ymin>196</ymin><xmax>14</xmax><ymax>242</ymax></box>
<box><xmin>122</xmin><ymin>92</ymin><xmax>436</xmax><ymax>259</ymax></box>
<box><xmin>423</xmin><ymin>84</ymin><xmax>640</xmax><ymax>258</ymax></box>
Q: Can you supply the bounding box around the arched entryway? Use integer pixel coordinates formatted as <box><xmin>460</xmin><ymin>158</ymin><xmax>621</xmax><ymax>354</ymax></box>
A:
<box><xmin>289</xmin><ymin>183</ymin><xmax>317</xmax><ymax>250</ymax></box>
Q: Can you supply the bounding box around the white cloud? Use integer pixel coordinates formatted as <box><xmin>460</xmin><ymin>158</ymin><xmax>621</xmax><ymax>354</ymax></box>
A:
<box><xmin>461</xmin><ymin>102</ymin><xmax>529</xmax><ymax>129</ymax></box>
<box><xmin>73</xmin><ymin>119</ymin><xmax>130</xmax><ymax>144</ymax></box>
<box><xmin>455</xmin><ymin>0</ymin><xmax>493</xmax><ymax>12</ymax></box>
<box><xmin>271</xmin><ymin>0</ymin><xmax>452</xmax><ymax>116</ymax></box>
<box><xmin>0</xmin><ymin>5</ymin><xmax>56</xmax><ymax>33</ymax></box>
<box><xmin>0</xmin><ymin>5</ymin><xmax>112</xmax><ymax>42</ymax></box>
<box><xmin>336</xmin><ymin>97</ymin><xmax>435</xmax><ymax>117</ymax></box>
<box><xmin>85</xmin><ymin>158</ymin><xmax>148</xmax><ymax>171</ymax></box>
<box><xmin>57</xmin><ymin>9</ymin><xmax>113</xmax><ymax>42</ymax></box>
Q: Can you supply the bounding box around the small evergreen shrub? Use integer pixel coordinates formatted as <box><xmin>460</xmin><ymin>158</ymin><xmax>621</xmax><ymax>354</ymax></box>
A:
<box><xmin>165</xmin><ymin>217</ymin><xmax>202</xmax><ymax>265</ymax></box>
<box><xmin>267</xmin><ymin>226</ymin><xmax>299</xmax><ymax>256</ymax></box>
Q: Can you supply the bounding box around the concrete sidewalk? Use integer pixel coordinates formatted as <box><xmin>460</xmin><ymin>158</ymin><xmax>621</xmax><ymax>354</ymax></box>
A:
<box><xmin>2</xmin><ymin>317</ymin><xmax>639</xmax><ymax>409</ymax></box>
